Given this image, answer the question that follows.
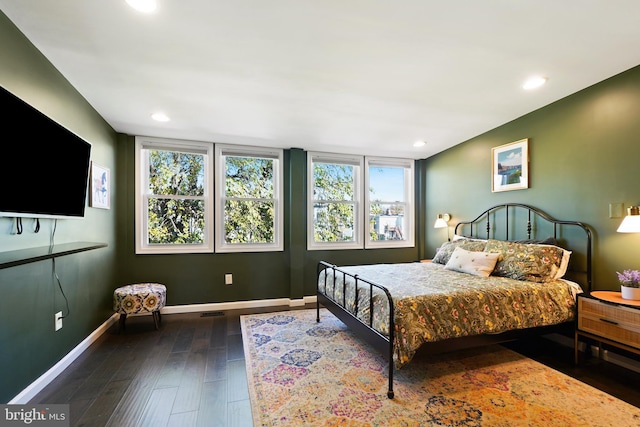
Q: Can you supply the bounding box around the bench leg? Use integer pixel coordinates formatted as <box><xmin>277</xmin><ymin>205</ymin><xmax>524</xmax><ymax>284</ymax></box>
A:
<box><xmin>152</xmin><ymin>311</ymin><xmax>161</xmax><ymax>330</ymax></box>
<box><xmin>118</xmin><ymin>313</ymin><xmax>127</xmax><ymax>332</ymax></box>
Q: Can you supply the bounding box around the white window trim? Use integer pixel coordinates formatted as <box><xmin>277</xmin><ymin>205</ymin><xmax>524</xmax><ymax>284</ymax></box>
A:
<box><xmin>215</xmin><ymin>144</ymin><xmax>284</xmax><ymax>253</ymax></box>
<box><xmin>364</xmin><ymin>157</ymin><xmax>415</xmax><ymax>249</ymax></box>
<box><xmin>307</xmin><ymin>153</ymin><xmax>415</xmax><ymax>251</ymax></box>
<box><xmin>135</xmin><ymin>136</ymin><xmax>214</xmax><ymax>254</ymax></box>
<box><xmin>307</xmin><ymin>152</ymin><xmax>364</xmax><ymax>250</ymax></box>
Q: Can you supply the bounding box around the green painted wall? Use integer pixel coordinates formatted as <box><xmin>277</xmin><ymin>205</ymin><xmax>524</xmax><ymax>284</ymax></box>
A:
<box><xmin>423</xmin><ymin>65</ymin><xmax>640</xmax><ymax>291</ymax></box>
<box><xmin>0</xmin><ymin>12</ymin><xmax>118</xmax><ymax>402</ymax></box>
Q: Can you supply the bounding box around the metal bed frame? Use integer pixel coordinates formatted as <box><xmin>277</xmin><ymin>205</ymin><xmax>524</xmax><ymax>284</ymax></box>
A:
<box><xmin>316</xmin><ymin>203</ymin><xmax>592</xmax><ymax>399</ymax></box>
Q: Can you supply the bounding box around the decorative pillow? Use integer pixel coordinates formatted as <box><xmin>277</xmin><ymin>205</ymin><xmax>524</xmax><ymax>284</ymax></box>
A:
<box><xmin>484</xmin><ymin>239</ymin><xmax>566</xmax><ymax>283</ymax></box>
<box><xmin>444</xmin><ymin>246</ymin><xmax>500</xmax><ymax>277</ymax></box>
<box><xmin>541</xmin><ymin>245</ymin><xmax>572</xmax><ymax>279</ymax></box>
<box><xmin>513</xmin><ymin>237</ymin><xmax>571</xmax><ymax>279</ymax></box>
<box><xmin>432</xmin><ymin>239</ymin><xmax>487</xmax><ymax>265</ymax></box>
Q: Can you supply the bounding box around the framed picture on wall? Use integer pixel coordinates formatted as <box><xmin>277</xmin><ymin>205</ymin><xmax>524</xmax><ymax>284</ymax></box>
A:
<box><xmin>491</xmin><ymin>139</ymin><xmax>529</xmax><ymax>192</ymax></box>
<box><xmin>90</xmin><ymin>162</ymin><xmax>110</xmax><ymax>209</ymax></box>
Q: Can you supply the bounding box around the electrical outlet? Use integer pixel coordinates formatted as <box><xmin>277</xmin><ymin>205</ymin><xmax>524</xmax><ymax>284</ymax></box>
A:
<box><xmin>55</xmin><ymin>311</ymin><xmax>63</xmax><ymax>331</ymax></box>
<box><xmin>225</xmin><ymin>273</ymin><xmax>233</xmax><ymax>285</ymax></box>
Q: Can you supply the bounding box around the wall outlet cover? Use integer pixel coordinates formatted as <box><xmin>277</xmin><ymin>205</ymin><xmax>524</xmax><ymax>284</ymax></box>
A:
<box><xmin>55</xmin><ymin>311</ymin><xmax>63</xmax><ymax>331</ymax></box>
<box><xmin>609</xmin><ymin>203</ymin><xmax>624</xmax><ymax>218</ymax></box>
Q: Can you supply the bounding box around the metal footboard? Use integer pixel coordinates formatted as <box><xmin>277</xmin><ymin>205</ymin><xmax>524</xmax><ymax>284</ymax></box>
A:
<box><xmin>316</xmin><ymin>261</ymin><xmax>396</xmax><ymax>399</ymax></box>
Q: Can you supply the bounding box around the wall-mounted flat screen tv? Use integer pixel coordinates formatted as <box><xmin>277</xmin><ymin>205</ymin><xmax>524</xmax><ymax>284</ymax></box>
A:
<box><xmin>0</xmin><ymin>85</ymin><xmax>92</xmax><ymax>219</ymax></box>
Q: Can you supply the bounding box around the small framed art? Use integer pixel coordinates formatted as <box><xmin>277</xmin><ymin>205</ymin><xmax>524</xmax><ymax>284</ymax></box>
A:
<box><xmin>491</xmin><ymin>138</ymin><xmax>529</xmax><ymax>192</ymax></box>
<box><xmin>90</xmin><ymin>162</ymin><xmax>110</xmax><ymax>209</ymax></box>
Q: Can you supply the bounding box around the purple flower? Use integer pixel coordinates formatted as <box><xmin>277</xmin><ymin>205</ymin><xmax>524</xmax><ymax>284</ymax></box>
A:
<box><xmin>617</xmin><ymin>269</ymin><xmax>640</xmax><ymax>288</ymax></box>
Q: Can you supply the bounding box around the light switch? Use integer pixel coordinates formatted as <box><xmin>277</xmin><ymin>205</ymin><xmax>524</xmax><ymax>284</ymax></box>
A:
<box><xmin>609</xmin><ymin>203</ymin><xmax>623</xmax><ymax>218</ymax></box>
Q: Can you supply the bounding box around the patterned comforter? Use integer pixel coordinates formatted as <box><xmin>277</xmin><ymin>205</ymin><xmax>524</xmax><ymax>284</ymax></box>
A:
<box><xmin>318</xmin><ymin>262</ymin><xmax>581</xmax><ymax>368</ymax></box>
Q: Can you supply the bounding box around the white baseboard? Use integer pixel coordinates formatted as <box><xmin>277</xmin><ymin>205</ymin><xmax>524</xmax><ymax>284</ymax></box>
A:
<box><xmin>9</xmin><ymin>313</ymin><xmax>119</xmax><ymax>404</ymax></box>
<box><xmin>10</xmin><ymin>295</ymin><xmax>318</xmax><ymax>404</ymax></box>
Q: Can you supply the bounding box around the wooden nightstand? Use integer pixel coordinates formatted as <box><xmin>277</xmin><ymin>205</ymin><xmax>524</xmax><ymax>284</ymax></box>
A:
<box><xmin>575</xmin><ymin>292</ymin><xmax>640</xmax><ymax>364</ymax></box>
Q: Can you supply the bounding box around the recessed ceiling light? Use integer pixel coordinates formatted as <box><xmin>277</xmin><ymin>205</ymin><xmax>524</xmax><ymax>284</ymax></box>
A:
<box><xmin>522</xmin><ymin>76</ymin><xmax>547</xmax><ymax>90</ymax></box>
<box><xmin>151</xmin><ymin>112</ymin><xmax>170</xmax><ymax>122</ymax></box>
<box><xmin>413</xmin><ymin>140</ymin><xmax>426</xmax><ymax>147</ymax></box>
<box><xmin>126</xmin><ymin>0</ymin><xmax>157</xmax><ymax>13</ymax></box>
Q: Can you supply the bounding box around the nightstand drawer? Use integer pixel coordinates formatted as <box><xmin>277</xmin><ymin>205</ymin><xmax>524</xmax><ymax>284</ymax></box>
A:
<box><xmin>578</xmin><ymin>297</ymin><xmax>640</xmax><ymax>350</ymax></box>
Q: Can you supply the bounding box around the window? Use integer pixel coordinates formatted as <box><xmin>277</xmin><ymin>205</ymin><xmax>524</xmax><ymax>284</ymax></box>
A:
<box><xmin>307</xmin><ymin>153</ymin><xmax>362</xmax><ymax>249</ymax></box>
<box><xmin>135</xmin><ymin>137</ymin><xmax>214</xmax><ymax>254</ymax></box>
<box><xmin>365</xmin><ymin>157</ymin><xmax>414</xmax><ymax>248</ymax></box>
<box><xmin>215</xmin><ymin>145</ymin><xmax>283</xmax><ymax>252</ymax></box>
<box><xmin>307</xmin><ymin>153</ymin><xmax>414</xmax><ymax>250</ymax></box>
<box><xmin>307</xmin><ymin>153</ymin><xmax>363</xmax><ymax>250</ymax></box>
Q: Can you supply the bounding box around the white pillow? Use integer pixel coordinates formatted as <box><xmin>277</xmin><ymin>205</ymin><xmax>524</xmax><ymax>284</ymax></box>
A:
<box><xmin>558</xmin><ymin>249</ymin><xmax>572</xmax><ymax>278</ymax></box>
<box><xmin>444</xmin><ymin>246</ymin><xmax>500</xmax><ymax>278</ymax></box>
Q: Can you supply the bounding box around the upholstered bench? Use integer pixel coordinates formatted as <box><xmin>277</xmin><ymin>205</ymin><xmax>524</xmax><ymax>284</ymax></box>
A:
<box><xmin>113</xmin><ymin>283</ymin><xmax>166</xmax><ymax>331</ymax></box>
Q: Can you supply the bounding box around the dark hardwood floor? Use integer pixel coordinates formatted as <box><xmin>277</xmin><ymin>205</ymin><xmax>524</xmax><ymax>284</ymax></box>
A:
<box><xmin>29</xmin><ymin>306</ymin><xmax>294</xmax><ymax>427</ymax></box>
<box><xmin>30</xmin><ymin>306</ymin><xmax>640</xmax><ymax>426</ymax></box>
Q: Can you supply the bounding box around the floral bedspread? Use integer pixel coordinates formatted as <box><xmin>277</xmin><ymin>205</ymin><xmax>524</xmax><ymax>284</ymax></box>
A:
<box><xmin>317</xmin><ymin>262</ymin><xmax>581</xmax><ymax>368</ymax></box>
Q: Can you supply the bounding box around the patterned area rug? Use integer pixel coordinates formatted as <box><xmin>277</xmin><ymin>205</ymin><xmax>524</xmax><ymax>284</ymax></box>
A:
<box><xmin>241</xmin><ymin>308</ymin><xmax>640</xmax><ymax>426</ymax></box>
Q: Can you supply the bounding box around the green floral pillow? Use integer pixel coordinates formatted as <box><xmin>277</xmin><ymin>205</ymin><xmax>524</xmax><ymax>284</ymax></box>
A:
<box><xmin>484</xmin><ymin>239</ymin><xmax>565</xmax><ymax>283</ymax></box>
<box><xmin>432</xmin><ymin>239</ymin><xmax>487</xmax><ymax>265</ymax></box>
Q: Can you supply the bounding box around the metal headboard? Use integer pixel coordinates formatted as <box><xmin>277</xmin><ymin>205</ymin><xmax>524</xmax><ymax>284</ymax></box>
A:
<box><xmin>454</xmin><ymin>203</ymin><xmax>592</xmax><ymax>292</ymax></box>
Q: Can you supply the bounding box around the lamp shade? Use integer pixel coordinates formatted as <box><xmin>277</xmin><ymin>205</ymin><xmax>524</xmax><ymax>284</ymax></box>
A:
<box><xmin>434</xmin><ymin>213</ymin><xmax>450</xmax><ymax>229</ymax></box>
<box><xmin>434</xmin><ymin>218</ymin><xmax>448</xmax><ymax>229</ymax></box>
<box><xmin>617</xmin><ymin>206</ymin><xmax>640</xmax><ymax>233</ymax></box>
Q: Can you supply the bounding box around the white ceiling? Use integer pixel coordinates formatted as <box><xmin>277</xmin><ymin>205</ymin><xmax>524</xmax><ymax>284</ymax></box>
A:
<box><xmin>2</xmin><ymin>1</ymin><xmax>640</xmax><ymax>159</ymax></box>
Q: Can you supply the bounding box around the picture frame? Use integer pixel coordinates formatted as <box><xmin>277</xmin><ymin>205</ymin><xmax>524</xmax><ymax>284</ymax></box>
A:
<box><xmin>491</xmin><ymin>138</ymin><xmax>529</xmax><ymax>192</ymax></box>
<box><xmin>90</xmin><ymin>162</ymin><xmax>110</xmax><ymax>209</ymax></box>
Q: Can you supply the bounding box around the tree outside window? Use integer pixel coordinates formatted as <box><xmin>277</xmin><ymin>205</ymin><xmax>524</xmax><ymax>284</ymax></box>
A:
<box><xmin>216</xmin><ymin>146</ymin><xmax>283</xmax><ymax>252</ymax></box>
<box><xmin>223</xmin><ymin>156</ymin><xmax>275</xmax><ymax>244</ymax></box>
<box><xmin>312</xmin><ymin>162</ymin><xmax>356</xmax><ymax>243</ymax></box>
<box><xmin>136</xmin><ymin>137</ymin><xmax>214</xmax><ymax>254</ymax></box>
<box><xmin>147</xmin><ymin>149</ymin><xmax>206</xmax><ymax>244</ymax></box>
